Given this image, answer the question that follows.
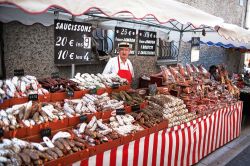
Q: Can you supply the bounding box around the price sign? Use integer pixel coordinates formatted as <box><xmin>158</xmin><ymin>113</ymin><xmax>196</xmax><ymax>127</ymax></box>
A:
<box><xmin>14</xmin><ymin>69</ymin><xmax>24</xmax><ymax>76</ymax></box>
<box><xmin>131</xmin><ymin>104</ymin><xmax>140</xmax><ymax>112</ymax></box>
<box><xmin>111</xmin><ymin>83</ymin><xmax>119</xmax><ymax>89</ymax></box>
<box><xmin>40</xmin><ymin>128</ymin><xmax>51</xmax><ymax>138</ymax></box>
<box><xmin>191</xmin><ymin>37</ymin><xmax>200</xmax><ymax>49</ymax></box>
<box><xmin>89</xmin><ymin>88</ymin><xmax>97</xmax><ymax>94</ymax></box>
<box><xmin>116</xmin><ymin>108</ymin><xmax>125</xmax><ymax>115</ymax></box>
<box><xmin>114</xmin><ymin>27</ymin><xmax>136</xmax><ymax>55</ymax></box>
<box><xmin>66</xmin><ymin>88</ymin><xmax>74</xmax><ymax>97</ymax></box>
<box><xmin>54</xmin><ymin>19</ymin><xmax>94</xmax><ymax>64</ymax></box>
<box><xmin>51</xmin><ymin>72</ymin><xmax>59</xmax><ymax>78</ymax></box>
<box><xmin>137</xmin><ymin>30</ymin><xmax>157</xmax><ymax>56</ymax></box>
<box><xmin>79</xmin><ymin>115</ymin><xmax>88</xmax><ymax>123</ymax></box>
<box><xmin>28</xmin><ymin>94</ymin><xmax>38</xmax><ymax>101</ymax></box>
<box><xmin>170</xmin><ymin>89</ymin><xmax>178</xmax><ymax>97</ymax></box>
<box><xmin>0</xmin><ymin>128</ymin><xmax>4</xmax><ymax>137</ymax></box>
<box><xmin>148</xmin><ymin>83</ymin><xmax>157</xmax><ymax>96</ymax></box>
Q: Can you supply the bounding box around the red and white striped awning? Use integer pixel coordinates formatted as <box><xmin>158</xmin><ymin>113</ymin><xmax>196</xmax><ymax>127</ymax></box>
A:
<box><xmin>0</xmin><ymin>0</ymin><xmax>224</xmax><ymax>27</ymax></box>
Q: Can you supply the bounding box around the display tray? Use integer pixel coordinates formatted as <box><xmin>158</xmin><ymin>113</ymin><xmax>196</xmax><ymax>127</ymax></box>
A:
<box><xmin>157</xmin><ymin>120</ymin><xmax>168</xmax><ymax>130</ymax></box>
<box><xmin>96</xmin><ymin>88</ymin><xmax>107</xmax><ymax>95</ymax></box>
<box><xmin>50</xmin><ymin>90</ymin><xmax>86</xmax><ymax>102</ymax></box>
<box><xmin>0</xmin><ymin>85</ymin><xmax>130</xmax><ymax>109</ymax></box>
<box><xmin>68</xmin><ymin>112</ymin><xmax>102</xmax><ymax>126</ymax></box>
<box><xmin>121</xmin><ymin>134</ymin><xmax>133</xmax><ymax>145</ymax></box>
<box><xmin>150</xmin><ymin>76</ymin><xmax>164</xmax><ymax>87</ymax></box>
<box><xmin>106</xmin><ymin>85</ymin><xmax>130</xmax><ymax>93</ymax></box>
<box><xmin>45</xmin><ymin>148</ymin><xmax>89</xmax><ymax>166</ymax></box>
<box><xmin>94</xmin><ymin>138</ymin><xmax>122</xmax><ymax>155</ymax></box>
<box><xmin>147</xmin><ymin>124</ymin><xmax>159</xmax><ymax>134</ymax></box>
<box><xmin>101</xmin><ymin>110</ymin><xmax>114</xmax><ymax>120</ymax></box>
<box><xmin>48</xmin><ymin>118</ymin><xmax>69</xmax><ymax>131</ymax></box>
<box><xmin>24</xmin><ymin>129</ymin><xmax>90</xmax><ymax>166</ymax></box>
<box><xmin>26</xmin><ymin>123</ymin><xmax>46</xmax><ymax>136</ymax></box>
<box><xmin>4</xmin><ymin>127</ymin><xmax>27</xmax><ymax>138</ymax></box>
<box><xmin>132</xmin><ymin>126</ymin><xmax>149</xmax><ymax>141</ymax></box>
<box><xmin>0</xmin><ymin>99</ymin><xmax>10</xmax><ymax>109</ymax></box>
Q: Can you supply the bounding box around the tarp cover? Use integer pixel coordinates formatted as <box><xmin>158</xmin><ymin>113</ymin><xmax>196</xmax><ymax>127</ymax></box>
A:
<box><xmin>216</xmin><ymin>23</ymin><xmax>250</xmax><ymax>43</ymax></box>
<box><xmin>0</xmin><ymin>0</ymin><xmax>224</xmax><ymax>27</ymax></box>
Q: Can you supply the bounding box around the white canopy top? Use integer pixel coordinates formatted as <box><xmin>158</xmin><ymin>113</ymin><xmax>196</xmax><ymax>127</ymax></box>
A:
<box><xmin>0</xmin><ymin>0</ymin><xmax>224</xmax><ymax>27</ymax></box>
<box><xmin>216</xmin><ymin>23</ymin><xmax>250</xmax><ymax>43</ymax></box>
<box><xmin>1</xmin><ymin>0</ymin><xmax>250</xmax><ymax>47</ymax></box>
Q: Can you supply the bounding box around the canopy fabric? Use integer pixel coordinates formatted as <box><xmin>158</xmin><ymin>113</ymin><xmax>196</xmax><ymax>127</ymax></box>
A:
<box><xmin>216</xmin><ymin>23</ymin><xmax>250</xmax><ymax>43</ymax></box>
<box><xmin>168</xmin><ymin>30</ymin><xmax>250</xmax><ymax>49</ymax></box>
<box><xmin>0</xmin><ymin>0</ymin><xmax>224</xmax><ymax>27</ymax></box>
<box><xmin>0</xmin><ymin>6</ymin><xmax>88</xmax><ymax>26</ymax></box>
<box><xmin>200</xmin><ymin>41</ymin><xmax>247</xmax><ymax>49</ymax></box>
<box><xmin>1</xmin><ymin>1</ymin><xmax>250</xmax><ymax>48</ymax></box>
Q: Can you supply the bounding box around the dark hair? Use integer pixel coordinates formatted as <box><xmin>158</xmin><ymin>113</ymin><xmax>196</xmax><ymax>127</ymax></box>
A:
<box><xmin>209</xmin><ymin>65</ymin><xmax>218</xmax><ymax>73</ymax></box>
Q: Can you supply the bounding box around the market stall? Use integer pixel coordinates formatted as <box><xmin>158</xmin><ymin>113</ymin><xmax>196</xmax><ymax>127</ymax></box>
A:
<box><xmin>0</xmin><ymin>64</ymin><xmax>243</xmax><ymax>166</ymax></box>
<box><xmin>0</xmin><ymin>0</ymin><xmax>247</xmax><ymax>166</ymax></box>
<box><xmin>76</xmin><ymin>102</ymin><xmax>242</xmax><ymax>166</ymax></box>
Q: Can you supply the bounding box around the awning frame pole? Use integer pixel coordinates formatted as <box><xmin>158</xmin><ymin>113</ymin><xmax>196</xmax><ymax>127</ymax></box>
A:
<box><xmin>71</xmin><ymin>15</ymin><xmax>76</xmax><ymax>78</ymax></box>
<box><xmin>177</xmin><ymin>25</ymin><xmax>184</xmax><ymax>63</ymax></box>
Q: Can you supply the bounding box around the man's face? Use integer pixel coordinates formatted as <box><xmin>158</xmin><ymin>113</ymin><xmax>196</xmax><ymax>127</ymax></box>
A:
<box><xmin>119</xmin><ymin>47</ymin><xmax>130</xmax><ymax>60</ymax></box>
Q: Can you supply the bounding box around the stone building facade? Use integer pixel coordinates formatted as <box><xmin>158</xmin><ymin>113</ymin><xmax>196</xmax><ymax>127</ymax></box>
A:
<box><xmin>1</xmin><ymin>0</ymin><xmax>247</xmax><ymax>87</ymax></box>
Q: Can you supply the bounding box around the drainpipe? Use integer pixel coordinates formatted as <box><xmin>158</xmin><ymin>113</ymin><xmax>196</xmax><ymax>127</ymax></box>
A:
<box><xmin>244</xmin><ymin>0</ymin><xmax>249</xmax><ymax>28</ymax></box>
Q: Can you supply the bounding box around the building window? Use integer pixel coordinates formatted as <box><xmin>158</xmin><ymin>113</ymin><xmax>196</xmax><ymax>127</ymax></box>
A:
<box><xmin>191</xmin><ymin>49</ymin><xmax>200</xmax><ymax>62</ymax></box>
<box><xmin>157</xmin><ymin>39</ymin><xmax>178</xmax><ymax>61</ymax></box>
<box><xmin>239</xmin><ymin>0</ymin><xmax>244</xmax><ymax>6</ymax></box>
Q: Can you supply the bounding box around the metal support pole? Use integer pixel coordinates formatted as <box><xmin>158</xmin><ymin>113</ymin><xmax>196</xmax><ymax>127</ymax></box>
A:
<box><xmin>177</xmin><ymin>25</ymin><xmax>184</xmax><ymax>63</ymax></box>
<box><xmin>71</xmin><ymin>16</ymin><xmax>76</xmax><ymax>78</ymax></box>
<box><xmin>71</xmin><ymin>64</ymin><xmax>75</xmax><ymax>78</ymax></box>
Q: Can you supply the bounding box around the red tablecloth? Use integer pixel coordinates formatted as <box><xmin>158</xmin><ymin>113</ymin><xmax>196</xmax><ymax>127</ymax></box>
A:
<box><xmin>73</xmin><ymin>102</ymin><xmax>243</xmax><ymax>166</ymax></box>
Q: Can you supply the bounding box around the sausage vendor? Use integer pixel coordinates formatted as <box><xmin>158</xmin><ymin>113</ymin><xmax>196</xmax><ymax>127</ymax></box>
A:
<box><xmin>102</xmin><ymin>42</ymin><xmax>134</xmax><ymax>84</ymax></box>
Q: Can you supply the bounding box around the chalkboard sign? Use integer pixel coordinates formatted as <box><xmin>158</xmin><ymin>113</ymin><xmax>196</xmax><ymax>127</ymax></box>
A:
<box><xmin>191</xmin><ymin>37</ymin><xmax>200</xmax><ymax>49</ymax></box>
<box><xmin>114</xmin><ymin>27</ymin><xmax>136</xmax><ymax>55</ymax></box>
<box><xmin>137</xmin><ymin>30</ymin><xmax>156</xmax><ymax>56</ymax></box>
<box><xmin>116</xmin><ymin>108</ymin><xmax>125</xmax><ymax>115</ymax></box>
<box><xmin>89</xmin><ymin>88</ymin><xmax>97</xmax><ymax>94</ymax></box>
<box><xmin>131</xmin><ymin>104</ymin><xmax>140</xmax><ymax>112</ymax></box>
<box><xmin>79</xmin><ymin>115</ymin><xmax>88</xmax><ymax>123</ymax></box>
<box><xmin>14</xmin><ymin>69</ymin><xmax>24</xmax><ymax>76</ymax></box>
<box><xmin>51</xmin><ymin>72</ymin><xmax>59</xmax><ymax>78</ymax></box>
<box><xmin>0</xmin><ymin>128</ymin><xmax>4</xmax><ymax>137</ymax></box>
<box><xmin>28</xmin><ymin>94</ymin><xmax>38</xmax><ymax>101</ymax></box>
<box><xmin>40</xmin><ymin>128</ymin><xmax>51</xmax><ymax>138</ymax></box>
<box><xmin>111</xmin><ymin>83</ymin><xmax>119</xmax><ymax>89</ymax></box>
<box><xmin>66</xmin><ymin>88</ymin><xmax>74</xmax><ymax>97</ymax></box>
<box><xmin>54</xmin><ymin>19</ymin><xmax>93</xmax><ymax>64</ymax></box>
<box><xmin>148</xmin><ymin>83</ymin><xmax>157</xmax><ymax>96</ymax></box>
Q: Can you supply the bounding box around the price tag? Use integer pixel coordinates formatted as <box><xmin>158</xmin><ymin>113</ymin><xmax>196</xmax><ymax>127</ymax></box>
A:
<box><xmin>0</xmin><ymin>128</ymin><xmax>4</xmax><ymax>137</ymax></box>
<box><xmin>116</xmin><ymin>108</ymin><xmax>125</xmax><ymax>115</ymax></box>
<box><xmin>148</xmin><ymin>83</ymin><xmax>157</xmax><ymax>95</ymax></box>
<box><xmin>40</xmin><ymin>128</ymin><xmax>51</xmax><ymax>138</ymax></box>
<box><xmin>51</xmin><ymin>72</ymin><xmax>59</xmax><ymax>78</ymax></box>
<box><xmin>111</xmin><ymin>83</ymin><xmax>119</xmax><ymax>89</ymax></box>
<box><xmin>89</xmin><ymin>88</ymin><xmax>97</xmax><ymax>94</ymax></box>
<box><xmin>222</xmin><ymin>84</ymin><xmax>225</xmax><ymax>93</ymax></box>
<box><xmin>131</xmin><ymin>104</ymin><xmax>140</xmax><ymax>112</ymax></box>
<box><xmin>28</xmin><ymin>94</ymin><xmax>38</xmax><ymax>101</ymax></box>
<box><xmin>79</xmin><ymin>115</ymin><xmax>88</xmax><ymax>123</ymax></box>
<box><xmin>14</xmin><ymin>69</ymin><xmax>24</xmax><ymax>76</ymax></box>
<box><xmin>170</xmin><ymin>90</ymin><xmax>178</xmax><ymax>97</ymax></box>
<box><xmin>66</xmin><ymin>88</ymin><xmax>74</xmax><ymax>97</ymax></box>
